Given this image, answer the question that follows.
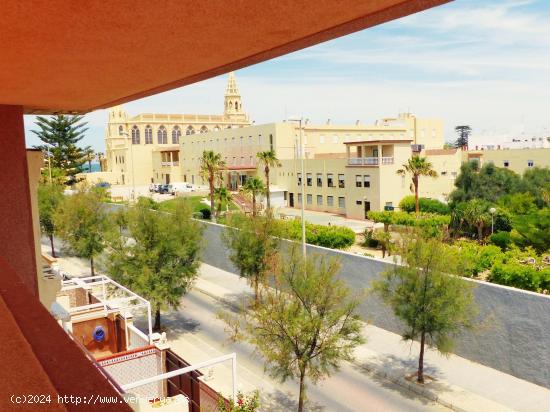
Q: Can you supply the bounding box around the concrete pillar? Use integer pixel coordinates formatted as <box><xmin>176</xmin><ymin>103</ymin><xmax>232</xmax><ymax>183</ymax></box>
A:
<box><xmin>0</xmin><ymin>105</ymin><xmax>38</xmax><ymax>295</ymax></box>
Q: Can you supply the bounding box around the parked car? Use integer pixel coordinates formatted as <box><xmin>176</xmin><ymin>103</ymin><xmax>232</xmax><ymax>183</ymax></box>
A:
<box><xmin>171</xmin><ymin>182</ymin><xmax>196</xmax><ymax>196</ymax></box>
<box><xmin>158</xmin><ymin>184</ymin><xmax>173</xmax><ymax>194</ymax></box>
<box><xmin>95</xmin><ymin>181</ymin><xmax>111</xmax><ymax>189</ymax></box>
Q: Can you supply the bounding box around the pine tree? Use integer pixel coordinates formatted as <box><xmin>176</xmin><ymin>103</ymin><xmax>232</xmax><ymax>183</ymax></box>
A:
<box><xmin>32</xmin><ymin>115</ymin><xmax>88</xmax><ymax>178</ymax></box>
<box><xmin>454</xmin><ymin>125</ymin><xmax>472</xmax><ymax>150</ymax></box>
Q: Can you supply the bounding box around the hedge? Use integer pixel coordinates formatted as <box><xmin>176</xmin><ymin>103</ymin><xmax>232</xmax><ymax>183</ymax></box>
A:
<box><xmin>398</xmin><ymin>195</ymin><xmax>450</xmax><ymax>215</ymax></box>
<box><xmin>489</xmin><ymin>263</ymin><xmax>550</xmax><ymax>293</ymax></box>
<box><xmin>278</xmin><ymin>219</ymin><xmax>355</xmax><ymax>249</ymax></box>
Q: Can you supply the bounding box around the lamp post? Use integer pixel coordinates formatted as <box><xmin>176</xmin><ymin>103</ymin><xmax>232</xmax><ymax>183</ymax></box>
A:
<box><xmin>489</xmin><ymin>207</ymin><xmax>496</xmax><ymax>234</ymax></box>
<box><xmin>121</xmin><ymin>131</ymin><xmax>135</xmax><ymax>201</ymax></box>
<box><xmin>288</xmin><ymin>117</ymin><xmax>307</xmax><ymax>259</ymax></box>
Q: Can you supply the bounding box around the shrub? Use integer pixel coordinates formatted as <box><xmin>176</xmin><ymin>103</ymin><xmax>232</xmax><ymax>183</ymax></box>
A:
<box><xmin>363</xmin><ymin>229</ymin><xmax>379</xmax><ymax>248</ymax></box>
<box><xmin>399</xmin><ymin>195</ymin><xmax>450</xmax><ymax>215</ymax></box>
<box><xmin>279</xmin><ymin>219</ymin><xmax>355</xmax><ymax>249</ymax></box>
<box><xmin>451</xmin><ymin>240</ymin><xmax>502</xmax><ymax>277</ymax></box>
<box><xmin>199</xmin><ymin>206</ymin><xmax>212</xmax><ymax>220</ymax></box>
<box><xmin>489</xmin><ymin>263</ymin><xmax>550</xmax><ymax>293</ymax></box>
<box><xmin>489</xmin><ymin>231</ymin><xmax>512</xmax><ymax>250</ymax></box>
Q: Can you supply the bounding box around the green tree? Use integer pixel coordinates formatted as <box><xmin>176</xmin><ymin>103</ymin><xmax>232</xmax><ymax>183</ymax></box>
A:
<box><xmin>199</xmin><ymin>150</ymin><xmax>225</xmax><ymax>215</ymax></box>
<box><xmin>109</xmin><ymin>198</ymin><xmax>203</xmax><ymax>331</ymax></box>
<box><xmin>520</xmin><ymin>167</ymin><xmax>550</xmax><ymax>208</ymax></box>
<box><xmin>223</xmin><ymin>214</ymin><xmax>280</xmax><ymax>304</ymax></box>
<box><xmin>55</xmin><ymin>186</ymin><xmax>111</xmax><ymax>274</ymax></box>
<box><xmin>223</xmin><ymin>248</ymin><xmax>364</xmax><ymax>412</ymax></box>
<box><xmin>37</xmin><ymin>183</ymin><xmax>65</xmax><ymax>257</ymax></box>
<box><xmin>256</xmin><ymin>150</ymin><xmax>281</xmax><ymax>211</ymax></box>
<box><xmin>454</xmin><ymin>125</ymin><xmax>472</xmax><ymax>150</ymax></box>
<box><xmin>511</xmin><ymin>209</ymin><xmax>550</xmax><ymax>253</ymax></box>
<box><xmin>214</xmin><ymin>186</ymin><xmax>232</xmax><ymax>218</ymax></box>
<box><xmin>373</xmin><ymin>233</ymin><xmax>477</xmax><ymax>383</ymax></box>
<box><xmin>240</xmin><ymin>176</ymin><xmax>265</xmax><ymax>217</ymax></box>
<box><xmin>397</xmin><ymin>156</ymin><xmax>438</xmax><ymax>214</ymax></box>
<box><xmin>32</xmin><ymin>115</ymin><xmax>88</xmax><ymax>178</ymax></box>
<box><xmin>450</xmin><ymin>162</ymin><xmax>522</xmax><ymax>204</ymax></box>
<box><xmin>462</xmin><ymin>199</ymin><xmax>492</xmax><ymax>242</ymax></box>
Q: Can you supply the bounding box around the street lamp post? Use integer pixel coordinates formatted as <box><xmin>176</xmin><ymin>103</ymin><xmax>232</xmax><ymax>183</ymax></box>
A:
<box><xmin>288</xmin><ymin>117</ymin><xmax>307</xmax><ymax>259</ymax></box>
<box><xmin>489</xmin><ymin>207</ymin><xmax>497</xmax><ymax>234</ymax></box>
<box><xmin>121</xmin><ymin>131</ymin><xmax>136</xmax><ymax>201</ymax></box>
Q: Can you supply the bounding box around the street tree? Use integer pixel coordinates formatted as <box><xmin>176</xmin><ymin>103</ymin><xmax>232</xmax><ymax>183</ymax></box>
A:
<box><xmin>454</xmin><ymin>125</ymin><xmax>472</xmax><ymax>150</ymax></box>
<box><xmin>108</xmin><ymin>198</ymin><xmax>203</xmax><ymax>331</ymax></box>
<box><xmin>256</xmin><ymin>150</ymin><xmax>281</xmax><ymax>211</ymax></box>
<box><xmin>32</xmin><ymin>115</ymin><xmax>88</xmax><ymax>178</ymax></box>
<box><xmin>373</xmin><ymin>232</ymin><xmax>477</xmax><ymax>383</ymax></box>
<box><xmin>240</xmin><ymin>176</ymin><xmax>265</xmax><ymax>216</ymax></box>
<box><xmin>397</xmin><ymin>156</ymin><xmax>437</xmax><ymax>214</ymax></box>
<box><xmin>55</xmin><ymin>186</ymin><xmax>111</xmax><ymax>274</ymax></box>
<box><xmin>199</xmin><ymin>150</ymin><xmax>225</xmax><ymax>215</ymax></box>
<box><xmin>222</xmin><ymin>248</ymin><xmax>364</xmax><ymax>412</ymax></box>
<box><xmin>214</xmin><ymin>186</ymin><xmax>232</xmax><ymax>218</ymax></box>
<box><xmin>37</xmin><ymin>183</ymin><xmax>65</xmax><ymax>257</ymax></box>
<box><xmin>222</xmin><ymin>214</ymin><xmax>280</xmax><ymax>304</ymax></box>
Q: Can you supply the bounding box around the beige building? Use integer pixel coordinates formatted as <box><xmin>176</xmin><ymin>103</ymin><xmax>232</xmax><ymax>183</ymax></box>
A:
<box><xmin>102</xmin><ymin>72</ymin><xmax>251</xmax><ymax>186</ymax></box>
<box><xmin>464</xmin><ymin>148</ymin><xmax>550</xmax><ymax>176</ymax></box>
<box><xmin>179</xmin><ymin>113</ymin><xmax>450</xmax><ymax>218</ymax></box>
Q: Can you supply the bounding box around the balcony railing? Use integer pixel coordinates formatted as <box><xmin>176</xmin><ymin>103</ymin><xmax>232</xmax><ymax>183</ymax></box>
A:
<box><xmin>161</xmin><ymin>161</ymin><xmax>179</xmax><ymax>167</ymax></box>
<box><xmin>347</xmin><ymin>157</ymin><xmax>394</xmax><ymax>166</ymax></box>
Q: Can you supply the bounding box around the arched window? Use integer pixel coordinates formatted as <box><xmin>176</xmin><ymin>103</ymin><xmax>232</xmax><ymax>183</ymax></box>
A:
<box><xmin>200</xmin><ymin>125</ymin><xmax>208</xmax><ymax>134</ymax></box>
<box><xmin>158</xmin><ymin>125</ymin><xmax>167</xmax><ymax>144</ymax></box>
<box><xmin>213</xmin><ymin>125</ymin><xmax>220</xmax><ymax>131</ymax></box>
<box><xmin>118</xmin><ymin>125</ymin><xmax>124</xmax><ymax>135</ymax></box>
<box><xmin>229</xmin><ymin>101</ymin><xmax>233</xmax><ymax>110</ymax></box>
<box><xmin>145</xmin><ymin>125</ymin><xmax>153</xmax><ymax>144</ymax></box>
<box><xmin>172</xmin><ymin>126</ymin><xmax>181</xmax><ymax>144</ymax></box>
<box><xmin>131</xmin><ymin>126</ymin><xmax>140</xmax><ymax>144</ymax></box>
<box><xmin>186</xmin><ymin>125</ymin><xmax>195</xmax><ymax>135</ymax></box>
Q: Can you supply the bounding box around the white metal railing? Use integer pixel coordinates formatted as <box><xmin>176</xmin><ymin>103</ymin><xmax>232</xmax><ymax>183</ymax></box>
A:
<box><xmin>121</xmin><ymin>352</ymin><xmax>238</xmax><ymax>401</ymax></box>
<box><xmin>347</xmin><ymin>157</ymin><xmax>379</xmax><ymax>165</ymax></box>
<box><xmin>61</xmin><ymin>275</ymin><xmax>153</xmax><ymax>343</ymax></box>
<box><xmin>127</xmin><ymin>324</ymin><xmax>150</xmax><ymax>350</ymax></box>
<box><xmin>162</xmin><ymin>161</ymin><xmax>180</xmax><ymax>167</ymax></box>
<box><xmin>381</xmin><ymin>157</ymin><xmax>394</xmax><ymax>165</ymax></box>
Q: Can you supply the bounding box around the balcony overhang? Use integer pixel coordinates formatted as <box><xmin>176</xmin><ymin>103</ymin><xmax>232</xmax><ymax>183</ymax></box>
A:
<box><xmin>0</xmin><ymin>0</ymin><xmax>450</xmax><ymax>114</ymax></box>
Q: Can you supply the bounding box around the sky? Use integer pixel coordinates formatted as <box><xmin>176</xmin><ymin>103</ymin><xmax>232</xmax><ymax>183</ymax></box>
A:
<box><xmin>24</xmin><ymin>0</ymin><xmax>550</xmax><ymax>152</ymax></box>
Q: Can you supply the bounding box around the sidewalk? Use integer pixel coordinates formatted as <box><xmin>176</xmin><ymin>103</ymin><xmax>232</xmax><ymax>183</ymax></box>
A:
<box><xmin>196</xmin><ymin>264</ymin><xmax>550</xmax><ymax>412</ymax></box>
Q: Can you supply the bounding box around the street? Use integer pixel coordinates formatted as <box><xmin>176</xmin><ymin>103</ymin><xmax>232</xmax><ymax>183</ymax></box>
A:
<box><xmin>151</xmin><ymin>288</ymin><xmax>447</xmax><ymax>412</ymax></box>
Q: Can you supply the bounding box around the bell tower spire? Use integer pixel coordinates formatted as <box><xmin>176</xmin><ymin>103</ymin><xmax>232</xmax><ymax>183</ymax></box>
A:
<box><xmin>224</xmin><ymin>72</ymin><xmax>244</xmax><ymax>117</ymax></box>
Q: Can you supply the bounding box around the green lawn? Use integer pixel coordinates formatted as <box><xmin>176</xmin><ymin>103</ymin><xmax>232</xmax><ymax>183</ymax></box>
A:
<box><xmin>159</xmin><ymin>196</ymin><xmax>238</xmax><ymax>214</ymax></box>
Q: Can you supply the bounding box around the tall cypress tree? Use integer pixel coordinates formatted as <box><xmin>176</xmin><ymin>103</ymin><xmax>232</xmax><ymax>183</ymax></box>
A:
<box><xmin>33</xmin><ymin>115</ymin><xmax>88</xmax><ymax>178</ymax></box>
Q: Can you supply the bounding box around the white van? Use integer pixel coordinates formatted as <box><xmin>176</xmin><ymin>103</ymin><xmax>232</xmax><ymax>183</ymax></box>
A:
<box><xmin>171</xmin><ymin>182</ymin><xmax>196</xmax><ymax>196</ymax></box>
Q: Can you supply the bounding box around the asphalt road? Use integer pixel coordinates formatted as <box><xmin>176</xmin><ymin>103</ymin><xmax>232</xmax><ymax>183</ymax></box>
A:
<box><xmin>160</xmin><ymin>289</ymin><xmax>448</xmax><ymax>412</ymax></box>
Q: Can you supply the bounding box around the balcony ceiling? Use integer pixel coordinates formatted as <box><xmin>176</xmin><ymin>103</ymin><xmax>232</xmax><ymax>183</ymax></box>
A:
<box><xmin>0</xmin><ymin>0</ymin><xmax>449</xmax><ymax>114</ymax></box>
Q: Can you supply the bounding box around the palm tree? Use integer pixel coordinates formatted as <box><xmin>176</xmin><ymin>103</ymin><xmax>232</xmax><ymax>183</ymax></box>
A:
<box><xmin>463</xmin><ymin>199</ymin><xmax>492</xmax><ymax>242</ymax></box>
<box><xmin>214</xmin><ymin>187</ymin><xmax>232</xmax><ymax>218</ymax></box>
<box><xmin>240</xmin><ymin>176</ymin><xmax>266</xmax><ymax>216</ymax></box>
<box><xmin>256</xmin><ymin>150</ymin><xmax>281</xmax><ymax>210</ymax></box>
<box><xmin>199</xmin><ymin>150</ymin><xmax>225</xmax><ymax>215</ymax></box>
<box><xmin>397</xmin><ymin>156</ymin><xmax>438</xmax><ymax>214</ymax></box>
<box><xmin>96</xmin><ymin>152</ymin><xmax>105</xmax><ymax>172</ymax></box>
<box><xmin>83</xmin><ymin>146</ymin><xmax>95</xmax><ymax>173</ymax></box>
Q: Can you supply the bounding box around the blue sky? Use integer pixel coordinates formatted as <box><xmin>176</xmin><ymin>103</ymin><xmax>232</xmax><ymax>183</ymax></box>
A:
<box><xmin>24</xmin><ymin>0</ymin><xmax>550</xmax><ymax>151</ymax></box>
